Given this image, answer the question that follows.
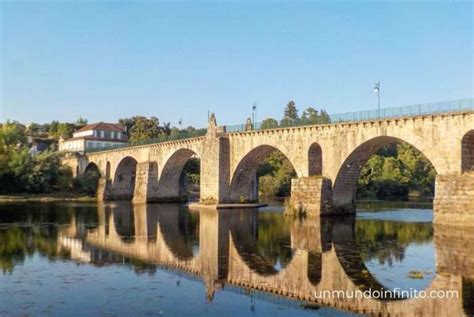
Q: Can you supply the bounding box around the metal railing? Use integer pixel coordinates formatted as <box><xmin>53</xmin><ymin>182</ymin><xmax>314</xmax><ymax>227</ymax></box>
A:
<box><xmin>86</xmin><ymin>98</ymin><xmax>473</xmax><ymax>153</ymax></box>
<box><xmin>224</xmin><ymin>98</ymin><xmax>474</xmax><ymax>133</ymax></box>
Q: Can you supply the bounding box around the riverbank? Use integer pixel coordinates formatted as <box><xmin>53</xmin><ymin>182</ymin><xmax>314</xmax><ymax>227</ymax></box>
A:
<box><xmin>0</xmin><ymin>193</ymin><xmax>96</xmax><ymax>203</ymax></box>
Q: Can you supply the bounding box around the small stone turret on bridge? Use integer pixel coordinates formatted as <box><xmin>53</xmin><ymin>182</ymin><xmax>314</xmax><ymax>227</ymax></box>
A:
<box><xmin>63</xmin><ymin>108</ymin><xmax>474</xmax><ymax>226</ymax></box>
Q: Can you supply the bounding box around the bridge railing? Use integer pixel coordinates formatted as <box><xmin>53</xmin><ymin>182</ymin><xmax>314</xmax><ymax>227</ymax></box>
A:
<box><xmin>224</xmin><ymin>98</ymin><xmax>474</xmax><ymax>133</ymax></box>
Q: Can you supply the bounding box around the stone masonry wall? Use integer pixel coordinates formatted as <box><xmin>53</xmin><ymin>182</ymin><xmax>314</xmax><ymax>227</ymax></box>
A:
<box><xmin>289</xmin><ymin>177</ymin><xmax>334</xmax><ymax>216</ymax></box>
<box><xmin>434</xmin><ymin>173</ymin><xmax>474</xmax><ymax>227</ymax></box>
<box><xmin>133</xmin><ymin>161</ymin><xmax>159</xmax><ymax>203</ymax></box>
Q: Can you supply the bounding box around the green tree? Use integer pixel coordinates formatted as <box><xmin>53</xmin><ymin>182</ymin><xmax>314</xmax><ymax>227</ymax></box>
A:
<box><xmin>76</xmin><ymin>117</ymin><xmax>88</xmax><ymax>126</ymax></box>
<box><xmin>261</xmin><ymin>118</ymin><xmax>279</xmax><ymax>130</ymax></box>
<box><xmin>284</xmin><ymin>100</ymin><xmax>298</xmax><ymax>120</ymax></box>
<box><xmin>0</xmin><ymin>121</ymin><xmax>26</xmax><ymax>149</ymax></box>
<box><xmin>56</xmin><ymin>123</ymin><xmax>74</xmax><ymax>138</ymax></box>
<box><xmin>300</xmin><ymin>107</ymin><xmax>331</xmax><ymax>125</ymax></box>
<box><xmin>357</xmin><ymin>142</ymin><xmax>436</xmax><ymax>199</ymax></box>
<box><xmin>280</xmin><ymin>101</ymin><xmax>299</xmax><ymax>127</ymax></box>
<box><xmin>257</xmin><ymin>151</ymin><xmax>296</xmax><ymax>197</ymax></box>
<box><xmin>47</xmin><ymin>121</ymin><xmax>74</xmax><ymax>139</ymax></box>
<box><xmin>26</xmin><ymin>123</ymin><xmax>41</xmax><ymax>136</ymax></box>
<box><xmin>119</xmin><ymin>116</ymin><xmax>168</xmax><ymax>143</ymax></box>
<box><xmin>319</xmin><ymin>109</ymin><xmax>331</xmax><ymax>123</ymax></box>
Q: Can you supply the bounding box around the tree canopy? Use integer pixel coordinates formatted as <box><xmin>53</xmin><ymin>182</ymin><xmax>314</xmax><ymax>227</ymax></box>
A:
<box><xmin>119</xmin><ymin>116</ymin><xmax>171</xmax><ymax>143</ymax></box>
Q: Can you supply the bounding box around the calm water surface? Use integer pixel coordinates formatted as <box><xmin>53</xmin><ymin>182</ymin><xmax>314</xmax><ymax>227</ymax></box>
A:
<box><xmin>0</xmin><ymin>201</ymin><xmax>472</xmax><ymax>316</ymax></box>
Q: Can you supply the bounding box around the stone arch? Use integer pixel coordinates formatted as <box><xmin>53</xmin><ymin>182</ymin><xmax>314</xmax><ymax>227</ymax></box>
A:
<box><xmin>84</xmin><ymin>162</ymin><xmax>101</xmax><ymax>177</ymax></box>
<box><xmin>112</xmin><ymin>156</ymin><xmax>138</xmax><ymax>200</ymax></box>
<box><xmin>158</xmin><ymin>148</ymin><xmax>199</xmax><ymax>201</ymax></box>
<box><xmin>308</xmin><ymin>142</ymin><xmax>323</xmax><ymax>176</ymax></box>
<box><xmin>83</xmin><ymin>162</ymin><xmax>101</xmax><ymax>194</ymax></box>
<box><xmin>229</xmin><ymin>145</ymin><xmax>298</xmax><ymax>203</ymax></box>
<box><xmin>461</xmin><ymin>130</ymin><xmax>474</xmax><ymax>173</ymax></box>
<box><xmin>332</xmin><ymin>136</ymin><xmax>438</xmax><ymax>211</ymax></box>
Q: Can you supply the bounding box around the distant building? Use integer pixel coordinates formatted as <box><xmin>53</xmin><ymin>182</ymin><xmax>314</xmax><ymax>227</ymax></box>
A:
<box><xmin>28</xmin><ymin>136</ymin><xmax>55</xmax><ymax>156</ymax></box>
<box><xmin>59</xmin><ymin>122</ymin><xmax>128</xmax><ymax>153</ymax></box>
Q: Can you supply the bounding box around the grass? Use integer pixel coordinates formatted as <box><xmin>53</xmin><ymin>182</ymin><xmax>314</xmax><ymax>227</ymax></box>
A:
<box><xmin>0</xmin><ymin>193</ymin><xmax>96</xmax><ymax>202</ymax></box>
<box><xmin>407</xmin><ymin>270</ymin><xmax>425</xmax><ymax>279</ymax></box>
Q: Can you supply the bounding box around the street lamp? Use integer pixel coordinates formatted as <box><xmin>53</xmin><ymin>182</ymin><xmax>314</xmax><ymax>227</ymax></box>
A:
<box><xmin>252</xmin><ymin>103</ymin><xmax>257</xmax><ymax>129</ymax></box>
<box><xmin>374</xmin><ymin>81</ymin><xmax>380</xmax><ymax>118</ymax></box>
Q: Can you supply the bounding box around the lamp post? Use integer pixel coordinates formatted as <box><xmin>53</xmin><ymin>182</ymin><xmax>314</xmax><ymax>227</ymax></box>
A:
<box><xmin>252</xmin><ymin>103</ymin><xmax>257</xmax><ymax>129</ymax></box>
<box><xmin>374</xmin><ymin>81</ymin><xmax>380</xmax><ymax>118</ymax></box>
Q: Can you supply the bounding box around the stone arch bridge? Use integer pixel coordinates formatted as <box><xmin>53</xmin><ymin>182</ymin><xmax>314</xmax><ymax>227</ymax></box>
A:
<box><xmin>63</xmin><ymin>110</ymin><xmax>474</xmax><ymax>226</ymax></box>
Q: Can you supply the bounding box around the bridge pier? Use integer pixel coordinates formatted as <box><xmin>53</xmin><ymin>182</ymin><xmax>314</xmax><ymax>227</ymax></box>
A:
<box><xmin>97</xmin><ymin>178</ymin><xmax>113</xmax><ymax>201</ymax></box>
<box><xmin>133</xmin><ymin>161</ymin><xmax>159</xmax><ymax>203</ymax></box>
<box><xmin>288</xmin><ymin>177</ymin><xmax>335</xmax><ymax>216</ymax></box>
<box><xmin>199</xmin><ymin>114</ymin><xmax>230</xmax><ymax>204</ymax></box>
<box><xmin>434</xmin><ymin>173</ymin><xmax>474</xmax><ymax>226</ymax></box>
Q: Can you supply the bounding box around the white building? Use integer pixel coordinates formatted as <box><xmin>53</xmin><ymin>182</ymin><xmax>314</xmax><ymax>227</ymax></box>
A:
<box><xmin>59</xmin><ymin>122</ymin><xmax>128</xmax><ymax>153</ymax></box>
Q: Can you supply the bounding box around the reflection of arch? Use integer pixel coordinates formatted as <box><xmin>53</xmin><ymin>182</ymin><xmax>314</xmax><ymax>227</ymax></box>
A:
<box><xmin>333</xmin><ymin>136</ymin><xmax>437</xmax><ymax>208</ymax></box>
<box><xmin>462</xmin><ymin>277</ymin><xmax>474</xmax><ymax>316</ymax></box>
<box><xmin>156</xmin><ymin>205</ymin><xmax>200</xmax><ymax>261</ymax></box>
<box><xmin>113</xmin><ymin>156</ymin><xmax>138</xmax><ymax>200</ymax></box>
<box><xmin>308</xmin><ymin>143</ymin><xmax>323</xmax><ymax>176</ymax></box>
<box><xmin>229</xmin><ymin>210</ymin><xmax>293</xmax><ymax>276</ymax></box>
<box><xmin>331</xmin><ymin>216</ymin><xmax>401</xmax><ymax>294</ymax></box>
<box><xmin>462</xmin><ymin>130</ymin><xmax>474</xmax><ymax>172</ymax></box>
<box><xmin>159</xmin><ymin>149</ymin><xmax>199</xmax><ymax>200</ymax></box>
<box><xmin>111</xmin><ymin>204</ymin><xmax>135</xmax><ymax>243</ymax></box>
<box><xmin>229</xmin><ymin>145</ymin><xmax>298</xmax><ymax>202</ymax></box>
<box><xmin>307</xmin><ymin>252</ymin><xmax>322</xmax><ymax>285</ymax></box>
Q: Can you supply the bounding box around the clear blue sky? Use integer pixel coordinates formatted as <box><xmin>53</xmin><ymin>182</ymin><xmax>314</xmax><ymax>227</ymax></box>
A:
<box><xmin>1</xmin><ymin>1</ymin><xmax>472</xmax><ymax>127</ymax></box>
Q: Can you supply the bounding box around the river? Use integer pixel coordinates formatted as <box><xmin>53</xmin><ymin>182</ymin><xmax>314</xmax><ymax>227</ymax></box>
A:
<box><xmin>0</xmin><ymin>201</ymin><xmax>472</xmax><ymax>316</ymax></box>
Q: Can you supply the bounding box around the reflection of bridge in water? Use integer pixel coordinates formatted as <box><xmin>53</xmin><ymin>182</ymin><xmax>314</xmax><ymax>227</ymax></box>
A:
<box><xmin>58</xmin><ymin>204</ymin><xmax>473</xmax><ymax>316</ymax></box>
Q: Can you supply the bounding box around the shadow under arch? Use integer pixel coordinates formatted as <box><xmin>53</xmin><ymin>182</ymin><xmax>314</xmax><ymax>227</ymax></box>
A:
<box><xmin>462</xmin><ymin>130</ymin><xmax>474</xmax><ymax>173</ymax></box>
<box><xmin>158</xmin><ymin>148</ymin><xmax>199</xmax><ymax>201</ymax></box>
<box><xmin>332</xmin><ymin>136</ymin><xmax>438</xmax><ymax>211</ymax></box>
<box><xmin>84</xmin><ymin>162</ymin><xmax>101</xmax><ymax>177</ymax></box>
<box><xmin>83</xmin><ymin>162</ymin><xmax>101</xmax><ymax>194</ymax></box>
<box><xmin>308</xmin><ymin>142</ymin><xmax>323</xmax><ymax>176</ymax></box>
<box><xmin>112</xmin><ymin>156</ymin><xmax>138</xmax><ymax>200</ymax></box>
<box><xmin>229</xmin><ymin>144</ymin><xmax>298</xmax><ymax>202</ymax></box>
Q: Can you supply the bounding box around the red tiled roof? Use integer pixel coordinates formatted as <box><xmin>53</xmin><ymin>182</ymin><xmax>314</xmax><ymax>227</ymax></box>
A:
<box><xmin>76</xmin><ymin>122</ymin><xmax>125</xmax><ymax>133</ymax></box>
